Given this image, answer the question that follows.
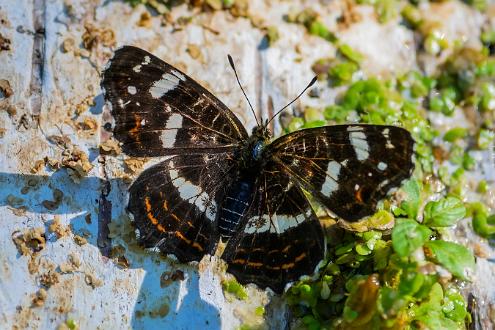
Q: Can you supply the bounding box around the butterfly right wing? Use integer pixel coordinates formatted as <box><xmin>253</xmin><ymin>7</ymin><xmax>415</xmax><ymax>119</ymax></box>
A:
<box><xmin>221</xmin><ymin>161</ymin><xmax>325</xmax><ymax>293</ymax></box>
<box><xmin>129</xmin><ymin>153</ymin><xmax>237</xmax><ymax>262</ymax></box>
<box><xmin>101</xmin><ymin>45</ymin><xmax>248</xmax><ymax>157</ymax></box>
<box><xmin>268</xmin><ymin>125</ymin><xmax>415</xmax><ymax>221</ymax></box>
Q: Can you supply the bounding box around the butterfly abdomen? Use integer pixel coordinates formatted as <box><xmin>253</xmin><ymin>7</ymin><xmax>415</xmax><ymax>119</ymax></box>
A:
<box><xmin>219</xmin><ymin>177</ymin><xmax>255</xmax><ymax>239</ymax></box>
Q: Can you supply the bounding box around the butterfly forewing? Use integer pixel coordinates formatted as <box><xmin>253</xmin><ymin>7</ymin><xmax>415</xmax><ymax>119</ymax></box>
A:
<box><xmin>222</xmin><ymin>162</ymin><xmax>325</xmax><ymax>293</ymax></box>
<box><xmin>128</xmin><ymin>153</ymin><xmax>237</xmax><ymax>262</ymax></box>
<box><xmin>101</xmin><ymin>46</ymin><xmax>248</xmax><ymax>157</ymax></box>
<box><xmin>269</xmin><ymin>125</ymin><xmax>415</xmax><ymax>221</ymax></box>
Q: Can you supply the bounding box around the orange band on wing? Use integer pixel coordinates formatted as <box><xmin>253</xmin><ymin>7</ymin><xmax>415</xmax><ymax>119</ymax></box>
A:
<box><xmin>175</xmin><ymin>231</ymin><xmax>204</xmax><ymax>252</ymax></box>
<box><xmin>144</xmin><ymin>197</ymin><xmax>165</xmax><ymax>232</ymax></box>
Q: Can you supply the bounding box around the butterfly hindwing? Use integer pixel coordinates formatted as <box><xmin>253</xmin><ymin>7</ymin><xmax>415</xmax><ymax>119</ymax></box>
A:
<box><xmin>101</xmin><ymin>45</ymin><xmax>248</xmax><ymax>157</ymax></box>
<box><xmin>269</xmin><ymin>125</ymin><xmax>414</xmax><ymax>221</ymax></box>
<box><xmin>129</xmin><ymin>153</ymin><xmax>237</xmax><ymax>262</ymax></box>
<box><xmin>221</xmin><ymin>162</ymin><xmax>325</xmax><ymax>293</ymax></box>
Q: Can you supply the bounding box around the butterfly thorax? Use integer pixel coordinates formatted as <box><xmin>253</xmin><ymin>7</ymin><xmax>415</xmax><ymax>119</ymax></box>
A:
<box><xmin>238</xmin><ymin>125</ymin><xmax>272</xmax><ymax>171</ymax></box>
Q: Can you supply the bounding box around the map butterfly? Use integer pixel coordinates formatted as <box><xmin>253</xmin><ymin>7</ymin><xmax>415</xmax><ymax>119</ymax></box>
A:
<box><xmin>101</xmin><ymin>46</ymin><xmax>415</xmax><ymax>293</ymax></box>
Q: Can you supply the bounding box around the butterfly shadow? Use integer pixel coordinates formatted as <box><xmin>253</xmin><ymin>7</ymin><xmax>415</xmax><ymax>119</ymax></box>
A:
<box><xmin>0</xmin><ymin>170</ymin><xmax>221</xmax><ymax>329</ymax></box>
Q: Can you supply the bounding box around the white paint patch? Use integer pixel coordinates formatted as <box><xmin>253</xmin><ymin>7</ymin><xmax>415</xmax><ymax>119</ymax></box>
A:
<box><xmin>378</xmin><ymin>162</ymin><xmax>388</xmax><ymax>171</ymax></box>
<box><xmin>169</xmin><ymin>161</ymin><xmax>217</xmax><ymax>221</ymax></box>
<box><xmin>349</xmin><ymin>129</ymin><xmax>370</xmax><ymax>161</ymax></box>
<box><xmin>321</xmin><ymin>161</ymin><xmax>341</xmax><ymax>197</ymax></box>
<box><xmin>128</xmin><ymin>86</ymin><xmax>137</xmax><ymax>95</ymax></box>
<box><xmin>160</xmin><ymin>114</ymin><xmax>183</xmax><ymax>148</ymax></box>
<box><xmin>149</xmin><ymin>73</ymin><xmax>180</xmax><ymax>98</ymax></box>
<box><xmin>171</xmin><ymin>69</ymin><xmax>186</xmax><ymax>81</ymax></box>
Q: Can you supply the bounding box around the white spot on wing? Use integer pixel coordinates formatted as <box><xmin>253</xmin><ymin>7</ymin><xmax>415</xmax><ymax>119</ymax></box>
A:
<box><xmin>383</xmin><ymin>128</ymin><xmax>395</xmax><ymax>149</ymax></box>
<box><xmin>244</xmin><ymin>215</ymin><xmax>270</xmax><ymax>234</ymax></box>
<box><xmin>321</xmin><ymin>161</ymin><xmax>341</xmax><ymax>197</ymax></box>
<box><xmin>171</xmin><ymin>69</ymin><xmax>186</xmax><ymax>81</ymax></box>
<box><xmin>133</xmin><ymin>64</ymin><xmax>141</xmax><ymax>73</ymax></box>
<box><xmin>169</xmin><ymin>160</ymin><xmax>217</xmax><ymax>221</ymax></box>
<box><xmin>378</xmin><ymin>162</ymin><xmax>388</xmax><ymax>171</ymax></box>
<box><xmin>243</xmin><ymin>211</ymin><xmax>308</xmax><ymax>234</ymax></box>
<box><xmin>378</xmin><ymin>179</ymin><xmax>390</xmax><ymax>189</ymax></box>
<box><xmin>274</xmin><ymin>213</ymin><xmax>305</xmax><ymax>233</ymax></box>
<box><xmin>347</xmin><ymin>126</ymin><xmax>363</xmax><ymax>132</ymax></box>
<box><xmin>128</xmin><ymin>86</ymin><xmax>137</xmax><ymax>95</ymax></box>
<box><xmin>348</xmin><ymin>127</ymin><xmax>369</xmax><ymax>161</ymax></box>
<box><xmin>160</xmin><ymin>114</ymin><xmax>183</xmax><ymax>148</ymax></box>
<box><xmin>143</xmin><ymin>56</ymin><xmax>151</xmax><ymax>65</ymax></box>
<box><xmin>150</xmin><ymin>73</ymin><xmax>180</xmax><ymax>99</ymax></box>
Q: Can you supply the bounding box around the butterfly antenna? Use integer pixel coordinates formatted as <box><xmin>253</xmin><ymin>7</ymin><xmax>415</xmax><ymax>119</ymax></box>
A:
<box><xmin>227</xmin><ymin>54</ymin><xmax>260</xmax><ymax>126</ymax></box>
<box><xmin>265</xmin><ymin>76</ymin><xmax>317</xmax><ymax>127</ymax></box>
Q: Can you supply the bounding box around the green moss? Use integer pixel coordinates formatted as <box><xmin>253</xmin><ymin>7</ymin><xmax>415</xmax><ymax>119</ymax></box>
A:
<box><xmin>338</xmin><ymin>44</ymin><xmax>364</xmax><ymax>64</ymax></box>
<box><xmin>254</xmin><ymin>306</ymin><xmax>265</xmax><ymax>316</ymax></box>
<box><xmin>66</xmin><ymin>319</ymin><xmax>77</xmax><ymax>330</ymax></box>
<box><xmin>222</xmin><ymin>279</ymin><xmax>248</xmax><ymax>300</ymax></box>
<box><xmin>264</xmin><ymin>26</ymin><xmax>279</xmax><ymax>46</ymax></box>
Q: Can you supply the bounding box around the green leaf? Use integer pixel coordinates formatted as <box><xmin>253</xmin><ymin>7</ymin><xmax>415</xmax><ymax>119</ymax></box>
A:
<box><xmin>443</xmin><ymin>127</ymin><xmax>468</xmax><ymax>142</ymax></box>
<box><xmin>398</xmin><ymin>270</ymin><xmax>425</xmax><ymax>296</ymax></box>
<box><xmin>443</xmin><ymin>286</ymin><xmax>469</xmax><ymax>322</ymax></box>
<box><xmin>424</xmin><ymin>240</ymin><xmax>475</xmax><ymax>280</ymax></box>
<box><xmin>423</xmin><ymin>197</ymin><xmax>466</xmax><ymax>227</ymax></box>
<box><xmin>399</xmin><ymin>179</ymin><xmax>421</xmax><ymax>219</ymax></box>
<box><xmin>392</xmin><ymin>219</ymin><xmax>431</xmax><ymax>257</ymax></box>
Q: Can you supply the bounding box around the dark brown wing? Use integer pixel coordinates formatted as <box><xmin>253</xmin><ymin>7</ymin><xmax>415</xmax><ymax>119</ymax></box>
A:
<box><xmin>268</xmin><ymin>125</ymin><xmax>414</xmax><ymax>221</ymax></box>
<box><xmin>101</xmin><ymin>45</ymin><xmax>248</xmax><ymax>157</ymax></box>
<box><xmin>221</xmin><ymin>161</ymin><xmax>325</xmax><ymax>293</ymax></box>
<box><xmin>129</xmin><ymin>153</ymin><xmax>237</xmax><ymax>262</ymax></box>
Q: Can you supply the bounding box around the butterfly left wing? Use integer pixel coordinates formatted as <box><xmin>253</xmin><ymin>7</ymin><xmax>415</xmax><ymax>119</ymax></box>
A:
<box><xmin>129</xmin><ymin>152</ymin><xmax>237</xmax><ymax>262</ymax></box>
<box><xmin>221</xmin><ymin>161</ymin><xmax>325</xmax><ymax>293</ymax></box>
<box><xmin>101</xmin><ymin>45</ymin><xmax>248</xmax><ymax>157</ymax></box>
<box><xmin>268</xmin><ymin>124</ymin><xmax>415</xmax><ymax>221</ymax></box>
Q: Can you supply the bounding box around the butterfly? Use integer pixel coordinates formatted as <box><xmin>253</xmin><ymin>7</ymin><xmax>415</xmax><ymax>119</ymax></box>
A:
<box><xmin>101</xmin><ymin>45</ymin><xmax>415</xmax><ymax>293</ymax></box>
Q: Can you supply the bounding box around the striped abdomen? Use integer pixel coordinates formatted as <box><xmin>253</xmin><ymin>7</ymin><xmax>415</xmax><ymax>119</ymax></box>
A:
<box><xmin>218</xmin><ymin>178</ymin><xmax>254</xmax><ymax>239</ymax></box>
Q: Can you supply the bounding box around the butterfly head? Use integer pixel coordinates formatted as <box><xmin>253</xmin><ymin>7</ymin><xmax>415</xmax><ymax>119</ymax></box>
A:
<box><xmin>251</xmin><ymin>123</ymin><xmax>272</xmax><ymax>141</ymax></box>
<box><xmin>236</xmin><ymin>125</ymin><xmax>272</xmax><ymax>168</ymax></box>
